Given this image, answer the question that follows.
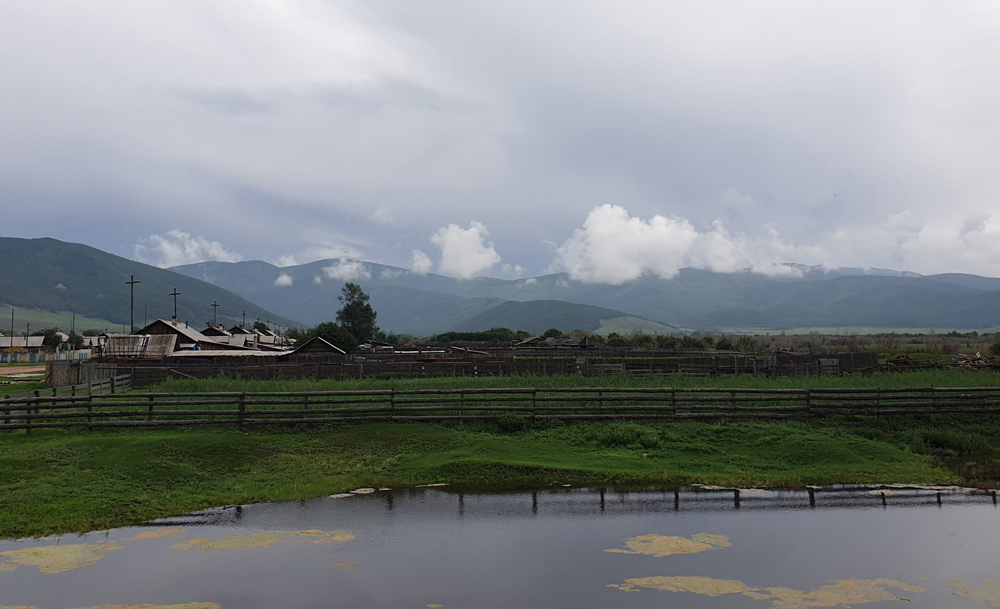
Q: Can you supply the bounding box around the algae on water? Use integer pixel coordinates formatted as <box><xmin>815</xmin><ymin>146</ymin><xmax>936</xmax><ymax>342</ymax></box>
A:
<box><xmin>608</xmin><ymin>575</ymin><xmax>925</xmax><ymax>607</ymax></box>
<box><xmin>121</xmin><ymin>528</ymin><xmax>186</xmax><ymax>541</ymax></box>
<box><xmin>605</xmin><ymin>533</ymin><xmax>730</xmax><ymax>557</ymax></box>
<box><xmin>0</xmin><ymin>603</ymin><xmax>222</xmax><ymax>609</ymax></box>
<box><xmin>171</xmin><ymin>530</ymin><xmax>353</xmax><ymax>552</ymax></box>
<box><xmin>0</xmin><ymin>542</ymin><xmax>124</xmax><ymax>574</ymax></box>
<box><xmin>948</xmin><ymin>580</ymin><xmax>1000</xmax><ymax>608</ymax></box>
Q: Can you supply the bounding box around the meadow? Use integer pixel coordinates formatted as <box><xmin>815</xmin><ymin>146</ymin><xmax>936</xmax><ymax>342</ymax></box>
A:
<box><xmin>3</xmin><ymin>370</ymin><xmax>1000</xmax><ymax>539</ymax></box>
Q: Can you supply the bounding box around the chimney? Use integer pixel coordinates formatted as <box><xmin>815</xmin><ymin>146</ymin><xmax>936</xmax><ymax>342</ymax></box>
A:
<box><xmin>172</xmin><ymin>317</ymin><xmax>177</xmax><ymax>326</ymax></box>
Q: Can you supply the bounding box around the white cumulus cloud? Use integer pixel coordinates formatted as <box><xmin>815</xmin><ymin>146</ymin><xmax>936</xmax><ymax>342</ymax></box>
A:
<box><xmin>430</xmin><ymin>221</ymin><xmax>501</xmax><ymax>279</ymax></box>
<box><xmin>273</xmin><ymin>273</ymin><xmax>294</xmax><ymax>287</ymax></box>
<box><xmin>134</xmin><ymin>230</ymin><xmax>242</xmax><ymax>268</ymax></box>
<box><xmin>411</xmin><ymin>249</ymin><xmax>433</xmax><ymax>274</ymax></box>
<box><xmin>554</xmin><ymin>205</ymin><xmax>819</xmax><ymax>284</ymax></box>
<box><xmin>275</xmin><ymin>254</ymin><xmax>299</xmax><ymax>267</ymax></box>
<box><xmin>322</xmin><ymin>259</ymin><xmax>371</xmax><ymax>281</ymax></box>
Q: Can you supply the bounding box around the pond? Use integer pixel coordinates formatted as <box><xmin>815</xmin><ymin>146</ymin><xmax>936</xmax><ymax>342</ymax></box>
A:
<box><xmin>1</xmin><ymin>486</ymin><xmax>998</xmax><ymax>608</ymax></box>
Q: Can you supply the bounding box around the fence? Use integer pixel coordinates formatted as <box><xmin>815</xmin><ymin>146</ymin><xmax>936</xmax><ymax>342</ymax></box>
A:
<box><xmin>0</xmin><ymin>350</ymin><xmax>91</xmax><ymax>364</ymax></box>
<box><xmin>3</xmin><ymin>383</ymin><xmax>1000</xmax><ymax>432</ymax></box>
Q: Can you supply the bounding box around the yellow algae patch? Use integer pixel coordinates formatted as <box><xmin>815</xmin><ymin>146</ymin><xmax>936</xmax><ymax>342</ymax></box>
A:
<box><xmin>426</xmin><ymin>605</ymin><xmax>444</xmax><ymax>608</ymax></box>
<box><xmin>172</xmin><ymin>530</ymin><xmax>353</xmax><ymax>552</ymax></box>
<box><xmin>331</xmin><ymin>562</ymin><xmax>361</xmax><ymax>568</ymax></box>
<box><xmin>0</xmin><ymin>562</ymin><xmax>17</xmax><ymax>572</ymax></box>
<box><xmin>0</xmin><ymin>603</ymin><xmax>222</xmax><ymax>609</ymax></box>
<box><xmin>609</xmin><ymin>576</ymin><xmax>758</xmax><ymax>596</ymax></box>
<box><xmin>765</xmin><ymin>579</ymin><xmax>924</xmax><ymax>608</ymax></box>
<box><xmin>0</xmin><ymin>542</ymin><xmax>124</xmax><ymax>574</ymax></box>
<box><xmin>287</xmin><ymin>530</ymin><xmax>355</xmax><ymax>545</ymax></box>
<box><xmin>328</xmin><ymin>493</ymin><xmax>353</xmax><ymax>499</ymax></box>
<box><xmin>949</xmin><ymin>580</ymin><xmax>1000</xmax><ymax>608</ymax></box>
<box><xmin>172</xmin><ymin>532</ymin><xmax>285</xmax><ymax>551</ymax></box>
<box><xmin>608</xmin><ymin>575</ymin><xmax>924</xmax><ymax>608</ymax></box>
<box><xmin>416</xmin><ymin>483</ymin><xmax>448</xmax><ymax>487</ymax></box>
<box><xmin>121</xmin><ymin>528</ymin><xmax>186</xmax><ymax>541</ymax></box>
<box><xmin>605</xmin><ymin>533</ymin><xmax>730</xmax><ymax>557</ymax></box>
<box><xmin>350</xmin><ymin>488</ymin><xmax>375</xmax><ymax>494</ymax></box>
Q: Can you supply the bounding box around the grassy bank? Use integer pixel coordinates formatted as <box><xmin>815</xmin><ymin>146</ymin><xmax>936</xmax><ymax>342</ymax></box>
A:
<box><xmin>149</xmin><ymin>369</ymin><xmax>1000</xmax><ymax>393</ymax></box>
<box><xmin>3</xmin><ymin>412</ymin><xmax>999</xmax><ymax>539</ymax></box>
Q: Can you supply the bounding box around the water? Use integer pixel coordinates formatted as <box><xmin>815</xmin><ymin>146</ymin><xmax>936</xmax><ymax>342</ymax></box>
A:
<box><xmin>1</xmin><ymin>486</ymin><xmax>998</xmax><ymax>608</ymax></box>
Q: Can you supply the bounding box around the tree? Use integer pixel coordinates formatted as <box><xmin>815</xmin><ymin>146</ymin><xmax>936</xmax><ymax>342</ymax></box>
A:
<box><xmin>307</xmin><ymin>322</ymin><xmax>359</xmax><ymax>353</ymax></box>
<box><xmin>252</xmin><ymin>320</ymin><xmax>269</xmax><ymax>333</ymax></box>
<box><xmin>336</xmin><ymin>282</ymin><xmax>379</xmax><ymax>342</ymax></box>
<box><xmin>31</xmin><ymin>327</ymin><xmax>62</xmax><ymax>349</ymax></box>
<box><xmin>67</xmin><ymin>331</ymin><xmax>85</xmax><ymax>350</ymax></box>
<box><xmin>541</xmin><ymin>328</ymin><xmax>563</xmax><ymax>339</ymax></box>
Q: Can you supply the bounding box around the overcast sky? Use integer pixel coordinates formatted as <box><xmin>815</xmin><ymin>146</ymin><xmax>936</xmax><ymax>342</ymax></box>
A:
<box><xmin>2</xmin><ymin>1</ymin><xmax>999</xmax><ymax>281</ymax></box>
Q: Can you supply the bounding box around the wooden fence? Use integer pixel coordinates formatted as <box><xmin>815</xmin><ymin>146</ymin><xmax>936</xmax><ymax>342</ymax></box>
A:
<box><xmin>3</xmin><ymin>382</ymin><xmax>1000</xmax><ymax>432</ymax></box>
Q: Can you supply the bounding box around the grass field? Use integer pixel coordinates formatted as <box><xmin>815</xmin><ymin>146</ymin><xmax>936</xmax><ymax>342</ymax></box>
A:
<box><xmin>3</xmin><ymin>370</ymin><xmax>1000</xmax><ymax>539</ymax></box>
<box><xmin>148</xmin><ymin>369</ymin><xmax>1000</xmax><ymax>393</ymax></box>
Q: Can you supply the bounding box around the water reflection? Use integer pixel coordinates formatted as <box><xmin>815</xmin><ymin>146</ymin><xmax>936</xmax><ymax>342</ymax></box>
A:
<box><xmin>1</xmin><ymin>486</ymin><xmax>998</xmax><ymax>609</ymax></box>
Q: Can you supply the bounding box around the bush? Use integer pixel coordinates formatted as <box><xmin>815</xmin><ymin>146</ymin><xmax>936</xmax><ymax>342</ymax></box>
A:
<box><xmin>497</xmin><ymin>412</ymin><xmax>528</xmax><ymax>433</ymax></box>
<box><xmin>587</xmin><ymin>422</ymin><xmax>661</xmax><ymax>449</ymax></box>
<box><xmin>990</xmin><ymin>342</ymin><xmax>1000</xmax><ymax>357</ymax></box>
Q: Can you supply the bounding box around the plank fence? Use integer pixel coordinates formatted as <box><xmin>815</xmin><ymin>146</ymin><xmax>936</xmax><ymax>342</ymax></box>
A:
<box><xmin>3</xmin><ymin>380</ymin><xmax>1000</xmax><ymax>431</ymax></box>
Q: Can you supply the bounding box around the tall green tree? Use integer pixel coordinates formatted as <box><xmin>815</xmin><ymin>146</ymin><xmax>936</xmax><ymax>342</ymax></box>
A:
<box><xmin>307</xmin><ymin>322</ymin><xmax>359</xmax><ymax>353</ymax></box>
<box><xmin>336</xmin><ymin>282</ymin><xmax>379</xmax><ymax>342</ymax></box>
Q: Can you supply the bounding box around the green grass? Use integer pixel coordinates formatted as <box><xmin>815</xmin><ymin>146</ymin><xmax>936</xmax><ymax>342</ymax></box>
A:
<box><xmin>4</xmin><ymin>413</ymin><xmax>999</xmax><ymax>539</ymax></box>
<box><xmin>4</xmin><ymin>371</ymin><xmax>1000</xmax><ymax>539</ymax></box>
<box><xmin>148</xmin><ymin>369</ymin><xmax>1000</xmax><ymax>393</ymax></box>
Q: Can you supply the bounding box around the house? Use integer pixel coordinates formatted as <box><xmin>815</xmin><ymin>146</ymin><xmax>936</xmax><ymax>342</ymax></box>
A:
<box><xmin>135</xmin><ymin>319</ymin><xmax>214</xmax><ymax>352</ymax></box>
<box><xmin>0</xmin><ymin>336</ymin><xmax>45</xmax><ymax>352</ymax></box>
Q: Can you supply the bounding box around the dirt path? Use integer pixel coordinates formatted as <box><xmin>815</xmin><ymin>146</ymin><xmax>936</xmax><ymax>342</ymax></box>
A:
<box><xmin>0</xmin><ymin>364</ymin><xmax>46</xmax><ymax>376</ymax></box>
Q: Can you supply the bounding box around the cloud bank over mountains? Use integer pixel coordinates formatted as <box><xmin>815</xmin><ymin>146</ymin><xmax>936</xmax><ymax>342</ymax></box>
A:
<box><xmin>3</xmin><ymin>2</ymin><xmax>1000</xmax><ymax>278</ymax></box>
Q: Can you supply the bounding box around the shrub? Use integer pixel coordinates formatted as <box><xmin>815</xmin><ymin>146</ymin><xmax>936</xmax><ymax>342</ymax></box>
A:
<box><xmin>497</xmin><ymin>412</ymin><xmax>527</xmax><ymax>433</ymax></box>
<box><xmin>989</xmin><ymin>342</ymin><xmax>1000</xmax><ymax>357</ymax></box>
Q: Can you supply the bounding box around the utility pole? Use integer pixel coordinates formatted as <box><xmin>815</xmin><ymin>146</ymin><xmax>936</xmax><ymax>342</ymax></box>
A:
<box><xmin>144</xmin><ymin>304</ymin><xmax>147</xmax><ymax>329</ymax></box>
<box><xmin>71</xmin><ymin>313</ymin><xmax>75</xmax><ymax>334</ymax></box>
<box><xmin>125</xmin><ymin>275</ymin><xmax>140</xmax><ymax>333</ymax></box>
<box><xmin>169</xmin><ymin>288</ymin><xmax>181</xmax><ymax>323</ymax></box>
<box><xmin>25</xmin><ymin>323</ymin><xmax>29</xmax><ymax>348</ymax></box>
<box><xmin>241</xmin><ymin>311</ymin><xmax>247</xmax><ymax>327</ymax></box>
<box><xmin>211</xmin><ymin>301</ymin><xmax>220</xmax><ymax>326</ymax></box>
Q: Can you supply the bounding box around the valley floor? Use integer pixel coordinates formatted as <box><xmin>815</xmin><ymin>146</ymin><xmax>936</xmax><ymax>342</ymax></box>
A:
<box><xmin>3</xmin><ymin>413</ymin><xmax>998</xmax><ymax>539</ymax></box>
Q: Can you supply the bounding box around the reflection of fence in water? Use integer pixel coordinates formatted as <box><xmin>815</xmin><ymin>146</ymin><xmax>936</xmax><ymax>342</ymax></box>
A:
<box><xmin>146</xmin><ymin>486</ymin><xmax>1000</xmax><ymax>529</ymax></box>
<box><xmin>5</xmin><ymin>384</ymin><xmax>1000</xmax><ymax>431</ymax></box>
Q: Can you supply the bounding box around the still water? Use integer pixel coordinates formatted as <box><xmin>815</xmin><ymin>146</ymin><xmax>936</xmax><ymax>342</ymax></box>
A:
<box><xmin>2</xmin><ymin>486</ymin><xmax>999</xmax><ymax>609</ymax></box>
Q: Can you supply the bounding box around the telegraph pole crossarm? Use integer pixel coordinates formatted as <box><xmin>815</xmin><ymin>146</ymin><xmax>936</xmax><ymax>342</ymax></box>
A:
<box><xmin>211</xmin><ymin>301</ymin><xmax>220</xmax><ymax>326</ymax></box>
<box><xmin>125</xmin><ymin>275</ymin><xmax>140</xmax><ymax>333</ymax></box>
<box><xmin>169</xmin><ymin>288</ymin><xmax>182</xmax><ymax>322</ymax></box>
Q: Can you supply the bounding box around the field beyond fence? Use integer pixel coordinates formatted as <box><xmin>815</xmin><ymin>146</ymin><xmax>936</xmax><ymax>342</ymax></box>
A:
<box><xmin>4</xmin><ymin>375</ymin><xmax>1000</xmax><ymax>432</ymax></box>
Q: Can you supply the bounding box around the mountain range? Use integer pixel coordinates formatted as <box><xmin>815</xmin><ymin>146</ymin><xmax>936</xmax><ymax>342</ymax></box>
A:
<box><xmin>172</xmin><ymin>257</ymin><xmax>1000</xmax><ymax>334</ymax></box>
<box><xmin>0</xmin><ymin>237</ymin><xmax>296</xmax><ymax>333</ymax></box>
<box><xmin>3</xmin><ymin>236</ymin><xmax>999</xmax><ymax>336</ymax></box>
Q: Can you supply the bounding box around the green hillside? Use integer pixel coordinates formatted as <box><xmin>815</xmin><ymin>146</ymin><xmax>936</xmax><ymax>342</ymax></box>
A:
<box><xmin>171</xmin><ymin>257</ymin><xmax>1000</xmax><ymax>334</ymax></box>
<box><xmin>0</xmin><ymin>237</ymin><xmax>298</xmax><ymax>332</ymax></box>
<box><xmin>454</xmin><ymin>300</ymin><xmax>677</xmax><ymax>335</ymax></box>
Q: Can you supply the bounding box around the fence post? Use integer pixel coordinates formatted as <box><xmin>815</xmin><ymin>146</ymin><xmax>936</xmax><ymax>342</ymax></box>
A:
<box><xmin>730</xmin><ymin>390</ymin><xmax>736</xmax><ymax>421</ymax></box>
<box><xmin>598</xmin><ymin>390</ymin><xmax>603</xmax><ymax>417</ymax></box>
<box><xmin>390</xmin><ymin>389</ymin><xmax>395</xmax><ymax>422</ymax></box>
<box><xmin>875</xmin><ymin>388</ymin><xmax>880</xmax><ymax>422</ymax></box>
<box><xmin>459</xmin><ymin>390</ymin><xmax>464</xmax><ymax>425</ymax></box>
<box><xmin>532</xmin><ymin>389</ymin><xmax>537</xmax><ymax>422</ymax></box>
<box><xmin>148</xmin><ymin>395</ymin><xmax>154</xmax><ymax>426</ymax></box>
<box><xmin>805</xmin><ymin>389</ymin><xmax>811</xmax><ymax>423</ymax></box>
<box><xmin>111</xmin><ymin>375</ymin><xmax>116</xmax><ymax>394</ymax></box>
<box><xmin>239</xmin><ymin>392</ymin><xmax>246</xmax><ymax>427</ymax></box>
<box><xmin>86</xmin><ymin>394</ymin><xmax>93</xmax><ymax>431</ymax></box>
<box><xmin>303</xmin><ymin>394</ymin><xmax>309</xmax><ymax>423</ymax></box>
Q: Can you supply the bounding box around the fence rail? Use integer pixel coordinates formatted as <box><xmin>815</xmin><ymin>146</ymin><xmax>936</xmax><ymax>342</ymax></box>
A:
<box><xmin>3</xmin><ymin>380</ymin><xmax>1000</xmax><ymax>431</ymax></box>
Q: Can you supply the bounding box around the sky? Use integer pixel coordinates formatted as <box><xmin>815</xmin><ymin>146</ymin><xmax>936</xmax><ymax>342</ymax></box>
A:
<box><xmin>2</xmin><ymin>1</ymin><xmax>1000</xmax><ymax>282</ymax></box>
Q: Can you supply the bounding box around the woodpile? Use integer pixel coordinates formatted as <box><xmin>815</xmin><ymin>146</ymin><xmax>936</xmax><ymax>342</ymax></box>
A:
<box><xmin>952</xmin><ymin>353</ymin><xmax>1000</xmax><ymax>371</ymax></box>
